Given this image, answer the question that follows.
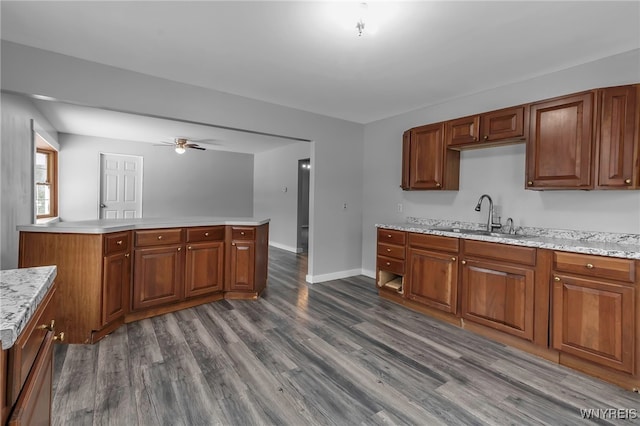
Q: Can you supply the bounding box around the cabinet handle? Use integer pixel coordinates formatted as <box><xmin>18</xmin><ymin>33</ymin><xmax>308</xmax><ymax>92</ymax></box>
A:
<box><xmin>157</xmin><ymin>235</ymin><xmax>163</xmax><ymax>240</ymax></box>
<box><xmin>451</xmin><ymin>257</ymin><xmax>456</xmax><ymax>261</ymax></box>
<box><xmin>461</xmin><ymin>260</ymin><xmax>467</xmax><ymax>265</ymax></box>
<box><xmin>188</xmin><ymin>246</ymin><xmax>192</xmax><ymax>250</ymax></box>
<box><xmin>386</xmin><ymin>248</ymin><xmax>392</xmax><ymax>252</ymax></box>
<box><xmin>177</xmin><ymin>247</ymin><xmax>182</xmax><ymax>251</ymax></box>
<box><xmin>624</xmin><ymin>178</ymin><xmax>632</xmax><ymax>185</ymax></box>
<box><xmin>204</xmin><ymin>232</ymin><xmax>209</xmax><ymax>237</ymax></box>
<box><xmin>527</xmin><ymin>181</ymin><xmax>533</xmax><ymax>186</ymax></box>
<box><xmin>483</xmin><ymin>135</ymin><xmax>489</xmax><ymax>140</ymax></box>
<box><xmin>387</xmin><ymin>234</ymin><xmax>392</xmax><ymax>238</ymax></box>
<box><xmin>586</xmin><ymin>263</ymin><xmax>594</xmax><ymax>269</ymax></box>
<box><xmin>232</xmin><ymin>242</ymin><xmax>236</xmax><ymax>246</ymax></box>
<box><xmin>124</xmin><ymin>253</ymin><xmax>130</xmax><ymax>258</ymax></box>
<box><xmin>240</xmin><ymin>231</ymin><xmax>245</xmax><ymax>235</ymax></box>
<box><xmin>554</xmin><ymin>276</ymin><xmax>561</xmax><ymax>282</ymax></box>
<box><xmin>386</xmin><ymin>262</ymin><xmax>391</xmax><ymax>266</ymax></box>
<box><xmin>38</xmin><ymin>319</ymin><xmax>55</xmax><ymax>331</ymax></box>
<box><xmin>435</xmin><ymin>182</ymin><xmax>441</xmax><ymax>188</ymax></box>
<box><xmin>116</xmin><ymin>240</ymin><xmax>123</xmax><ymax>245</ymax></box>
<box><xmin>53</xmin><ymin>332</ymin><xmax>65</xmax><ymax>342</ymax></box>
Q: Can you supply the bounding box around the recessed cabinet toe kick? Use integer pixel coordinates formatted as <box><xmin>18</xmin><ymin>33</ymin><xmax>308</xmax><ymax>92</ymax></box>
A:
<box><xmin>376</xmin><ymin>227</ymin><xmax>640</xmax><ymax>391</ymax></box>
<box><xmin>18</xmin><ymin>221</ymin><xmax>269</xmax><ymax>344</ymax></box>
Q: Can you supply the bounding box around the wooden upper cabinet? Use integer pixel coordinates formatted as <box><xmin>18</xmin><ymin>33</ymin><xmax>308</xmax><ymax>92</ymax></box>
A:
<box><xmin>402</xmin><ymin>123</ymin><xmax>459</xmax><ymax>190</ymax></box>
<box><xmin>446</xmin><ymin>115</ymin><xmax>480</xmax><ymax>146</ymax></box>
<box><xmin>527</xmin><ymin>91</ymin><xmax>594</xmax><ymax>189</ymax></box>
<box><xmin>446</xmin><ymin>106</ymin><xmax>526</xmax><ymax>148</ymax></box>
<box><xmin>596</xmin><ymin>85</ymin><xmax>639</xmax><ymax>189</ymax></box>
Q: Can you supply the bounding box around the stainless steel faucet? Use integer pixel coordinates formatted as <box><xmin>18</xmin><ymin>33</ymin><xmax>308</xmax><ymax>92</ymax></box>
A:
<box><xmin>474</xmin><ymin>194</ymin><xmax>502</xmax><ymax>232</ymax></box>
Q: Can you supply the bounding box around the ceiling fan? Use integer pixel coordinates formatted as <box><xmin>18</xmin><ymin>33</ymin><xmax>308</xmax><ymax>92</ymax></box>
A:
<box><xmin>154</xmin><ymin>137</ymin><xmax>215</xmax><ymax>154</ymax></box>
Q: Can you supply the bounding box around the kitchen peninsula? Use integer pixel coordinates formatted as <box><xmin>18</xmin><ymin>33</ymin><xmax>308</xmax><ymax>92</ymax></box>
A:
<box><xmin>17</xmin><ymin>217</ymin><xmax>269</xmax><ymax>344</ymax></box>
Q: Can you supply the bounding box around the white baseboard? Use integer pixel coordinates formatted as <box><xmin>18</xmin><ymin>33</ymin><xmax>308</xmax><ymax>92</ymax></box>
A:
<box><xmin>361</xmin><ymin>268</ymin><xmax>376</xmax><ymax>279</ymax></box>
<box><xmin>269</xmin><ymin>242</ymin><xmax>302</xmax><ymax>253</ymax></box>
<box><xmin>305</xmin><ymin>268</ymin><xmax>362</xmax><ymax>284</ymax></box>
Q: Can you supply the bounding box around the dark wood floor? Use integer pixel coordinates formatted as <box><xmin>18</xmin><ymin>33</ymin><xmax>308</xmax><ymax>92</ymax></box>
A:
<box><xmin>52</xmin><ymin>247</ymin><xmax>639</xmax><ymax>425</ymax></box>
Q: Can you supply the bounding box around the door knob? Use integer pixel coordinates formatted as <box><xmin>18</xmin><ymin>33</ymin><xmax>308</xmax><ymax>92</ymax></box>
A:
<box><xmin>100</xmin><ymin>203</ymin><xmax>107</xmax><ymax>208</ymax></box>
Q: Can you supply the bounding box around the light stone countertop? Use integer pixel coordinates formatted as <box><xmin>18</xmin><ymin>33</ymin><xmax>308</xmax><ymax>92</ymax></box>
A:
<box><xmin>0</xmin><ymin>266</ymin><xmax>57</xmax><ymax>350</ymax></box>
<box><xmin>17</xmin><ymin>216</ymin><xmax>270</xmax><ymax>234</ymax></box>
<box><xmin>377</xmin><ymin>218</ymin><xmax>640</xmax><ymax>260</ymax></box>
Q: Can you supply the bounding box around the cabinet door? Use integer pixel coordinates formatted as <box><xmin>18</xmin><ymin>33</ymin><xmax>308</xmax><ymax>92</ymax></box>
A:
<box><xmin>407</xmin><ymin>248</ymin><xmax>458</xmax><ymax>313</ymax></box>
<box><xmin>481</xmin><ymin>106</ymin><xmax>526</xmax><ymax>142</ymax></box>
<box><xmin>401</xmin><ymin>130</ymin><xmax>411</xmax><ymax>190</ymax></box>
<box><xmin>597</xmin><ymin>85</ymin><xmax>638</xmax><ymax>188</ymax></box>
<box><xmin>527</xmin><ymin>92</ymin><xmax>594</xmax><ymax>189</ymax></box>
<box><xmin>185</xmin><ymin>241</ymin><xmax>224</xmax><ymax>298</ymax></box>
<box><xmin>461</xmin><ymin>258</ymin><xmax>535</xmax><ymax>341</ymax></box>
<box><xmin>132</xmin><ymin>246</ymin><xmax>184</xmax><ymax>310</ymax></box>
<box><xmin>102</xmin><ymin>252</ymin><xmax>130</xmax><ymax>325</ymax></box>
<box><xmin>408</xmin><ymin>123</ymin><xmax>445</xmax><ymax>189</ymax></box>
<box><xmin>8</xmin><ymin>332</ymin><xmax>53</xmax><ymax>426</ymax></box>
<box><xmin>446</xmin><ymin>115</ymin><xmax>480</xmax><ymax>146</ymax></box>
<box><xmin>229</xmin><ymin>241</ymin><xmax>255</xmax><ymax>291</ymax></box>
<box><xmin>552</xmin><ymin>274</ymin><xmax>635</xmax><ymax>373</ymax></box>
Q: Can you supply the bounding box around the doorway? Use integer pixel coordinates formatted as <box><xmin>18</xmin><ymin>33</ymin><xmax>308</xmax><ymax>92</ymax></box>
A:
<box><xmin>99</xmin><ymin>153</ymin><xmax>143</xmax><ymax>219</ymax></box>
<box><xmin>297</xmin><ymin>158</ymin><xmax>311</xmax><ymax>252</ymax></box>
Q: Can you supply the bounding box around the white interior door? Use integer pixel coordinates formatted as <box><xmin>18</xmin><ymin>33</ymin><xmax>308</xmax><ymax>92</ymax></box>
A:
<box><xmin>99</xmin><ymin>153</ymin><xmax>143</xmax><ymax>219</ymax></box>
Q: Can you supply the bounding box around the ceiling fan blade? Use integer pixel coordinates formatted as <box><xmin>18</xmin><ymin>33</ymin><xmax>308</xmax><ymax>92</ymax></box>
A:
<box><xmin>189</xmin><ymin>145</ymin><xmax>206</xmax><ymax>151</ymax></box>
<box><xmin>152</xmin><ymin>142</ymin><xmax>174</xmax><ymax>146</ymax></box>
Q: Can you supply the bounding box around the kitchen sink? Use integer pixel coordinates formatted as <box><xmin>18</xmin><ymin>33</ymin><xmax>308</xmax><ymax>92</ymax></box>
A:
<box><xmin>432</xmin><ymin>227</ymin><xmax>533</xmax><ymax>239</ymax></box>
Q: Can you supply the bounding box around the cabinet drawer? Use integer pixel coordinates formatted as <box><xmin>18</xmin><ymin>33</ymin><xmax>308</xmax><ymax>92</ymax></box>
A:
<box><xmin>135</xmin><ymin>228</ymin><xmax>184</xmax><ymax>247</ymax></box>
<box><xmin>464</xmin><ymin>240</ymin><xmax>536</xmax><ymax>266</ymax></box>
<box><xmin>377</xmin><ymin>256</ymin><xmax>405</xmax><ymax>275</ymax></box>
<box><xmin>231</xmin><ymin>227</ymin><xmax>255</xmax><ymax>240</ymax></box>
<box><xmin>553</xmin><ymin>252</ymin><xmax>635</xmax><ymax>283</ymax></box>
<box><xmin>7</xmin><ymin>284</ymin><xmax>56</xmax><ymax>406</ymax></box>
<box><xmin>187</xmin><ymin>226</ymin><xmax>225</xmax><ymax>243</ymax></box>
<box><xmin>377</xmin><ymin>229</ymin><xmax>406</xmax><ymax>246</ymax></box>
<box><xmin>377</xmin><ymin>243</ymin><xmax>405</xmax><ymax>260</ymax></box>
<box><xmin>408</xmin><ymin>233</ymin><xmax>458</xmax><ymax>253</ymax></box>
<box><xmin>104</xmin><ymin>231</ymin><xmax>130</xmax><ymax>255</ymax></box>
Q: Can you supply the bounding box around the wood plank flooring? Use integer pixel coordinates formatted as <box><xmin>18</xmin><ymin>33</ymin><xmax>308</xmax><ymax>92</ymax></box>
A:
<box><xmin>52</xmin><ymin>247</ymin><xmax>639</xmax><ymax>425</ymax></box>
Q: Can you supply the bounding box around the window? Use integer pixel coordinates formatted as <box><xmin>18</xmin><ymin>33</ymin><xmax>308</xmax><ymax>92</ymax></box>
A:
<box><xmin>35</xmin><ymin>147</ymin><xmax>58</xmax><ymax>218</ymax></box>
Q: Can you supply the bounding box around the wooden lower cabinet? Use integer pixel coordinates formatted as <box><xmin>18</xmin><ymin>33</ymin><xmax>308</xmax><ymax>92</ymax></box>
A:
<box><xmin>19</xmin><ymin>223</ymin><xmax>268</xmax><ymax>344</ymax></box>
<box><xmin>5</xmin><ymin>283</ymin><xmax>57</xmax><ymax>426</ymax></box>
<box><xmin>461</xmin><ymin>258</ymin><xmax>535</xmax><ymax>341</ymax></box>
<box><xmin>185</xmin><ymin>241</ymin><xmax>224</xmax><ymax>297</ymax></box>
<box><xmin>102</xmin><ymin>251</ymin><xmax>130</xmax><ymax>325</ymax></box>
<box><xmin>552</xmin><ymin>274</ymin><xmax>635</xmax><ymax>374</ymax></box>
<box><xmin>133</xmin><ymin>245</ymin><xmax>185</xmax><ymax>310</ymax></box>
<box><xmin>407</xmin><ymin>248</ymin><xmax>458</xmax><ymax>314</ymax></box>
<box><xmin>229</xmin><ymin>241</ymin><xmax>255</xmax><ymax>292</ymax></box>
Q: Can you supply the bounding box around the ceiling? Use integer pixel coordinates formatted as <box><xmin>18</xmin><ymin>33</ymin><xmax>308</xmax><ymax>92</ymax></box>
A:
<box><xmin>2</xmin><ymin>1</ymin><xmax>639</xmax><ymax>152</ymax></box>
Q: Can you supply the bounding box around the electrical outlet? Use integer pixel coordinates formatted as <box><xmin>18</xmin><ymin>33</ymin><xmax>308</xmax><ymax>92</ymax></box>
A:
<box><xmin>343</xmin><ymin>203</ymin><xmax>348</xmax><ymax>210</ymax></box>
<box><xmin>397</xmin><ymin>203</ymin><xmax>403</xmax><ymax>213</ymax></box>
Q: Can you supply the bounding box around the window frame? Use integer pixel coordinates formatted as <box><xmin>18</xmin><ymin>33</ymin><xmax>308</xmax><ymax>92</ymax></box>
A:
<box><xmin>35</xmin><ymin>147</ymin><xmax>58</xmax><ymax>219</ymax></box>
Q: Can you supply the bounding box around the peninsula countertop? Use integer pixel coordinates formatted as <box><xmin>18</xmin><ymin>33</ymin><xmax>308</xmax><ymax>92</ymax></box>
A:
<box><xmin>0</xmin><ymin>266</ymin><xmax>57</xmax><ymax>350</ymax></box>
<box><xmin>377</xmin><ymin>219</ymin><xmax>640</xmax><ymax>260</ymax></box>
<box><xmin>17</xmin><ymin>216</ymin><xmax>270</xmax><ymax>234</ymax></box>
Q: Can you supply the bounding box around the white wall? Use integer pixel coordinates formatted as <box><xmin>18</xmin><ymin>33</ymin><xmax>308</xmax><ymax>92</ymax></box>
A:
<box><xmin>1</xmin><ymin>41</ymin><xmax>364</xmax><ymax>281</ymax></box>
<box><xmin>1</xmin><ymin>93</ymin><xmax>59</xmax><ymax>269</ymax></box>
<box><xmin>361</xmin><ymin>49</ymin><xmax>640</xmax><ymax>276</ymax></box>
<box><xmin>59</xmin><ymin>134</ymin><xmax>254</xmax><ymax>221</ymax></box>
<box><xmin>253</xmin><ymin>142</ymin><xmax>311</xmax><ymax>252</ymax></box>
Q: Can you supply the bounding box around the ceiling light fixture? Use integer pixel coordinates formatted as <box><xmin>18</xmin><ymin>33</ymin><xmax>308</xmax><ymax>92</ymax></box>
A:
<box><xmin>175</xmin><ymin>146</ymin><xmax>186</xmax><ymax>154</ymax></box>
<box><xmin>356</xmin><ymin>3</ymin><xmax>367</xmax><ymax>36</ymax></box>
